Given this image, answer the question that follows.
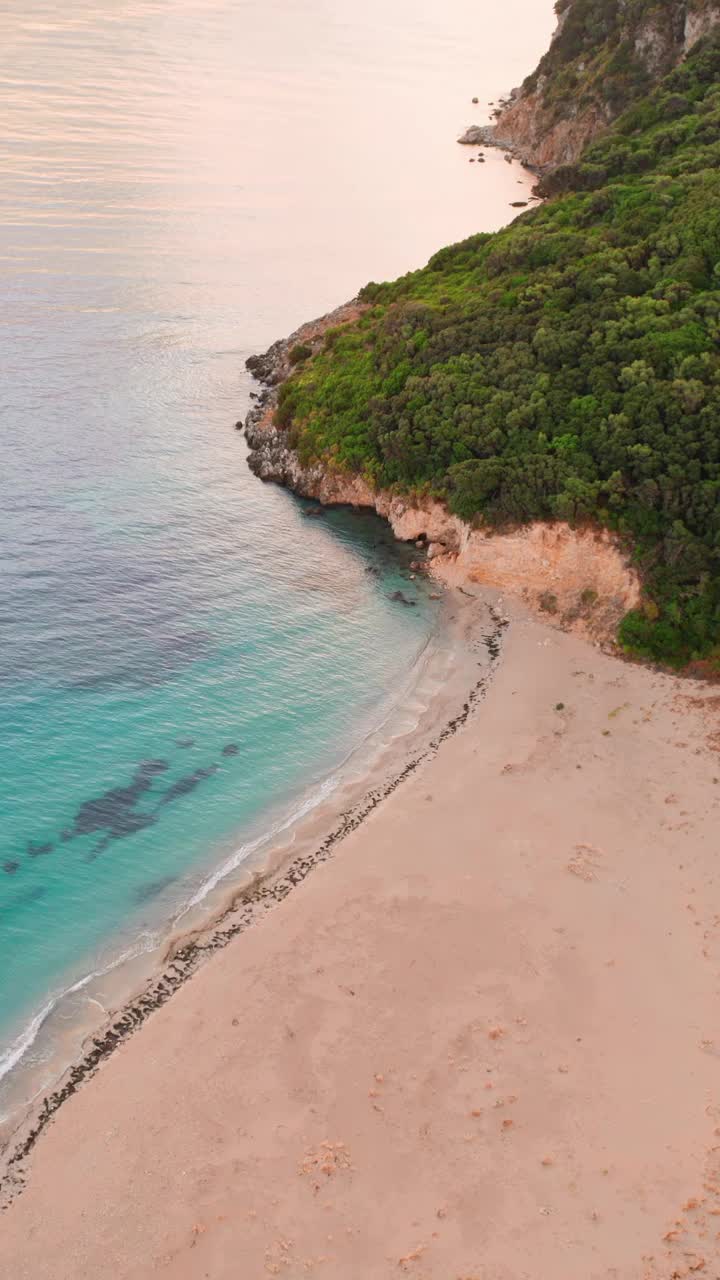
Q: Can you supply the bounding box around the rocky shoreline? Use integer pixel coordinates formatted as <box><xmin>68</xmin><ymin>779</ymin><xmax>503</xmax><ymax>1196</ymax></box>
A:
<box><xmin>242</xmin><ymin>312</ymin><xmax>641</xmax><ymax>649</ymax></box>
<box><xmin>457</xmin><ymin>2</ymin><xmax>720</xmax><ymax>177</ymax></box>
<box><xmin>455</xmin><ymin>120</ymin><xmax>544</xmax><ymax>175</ymax></box>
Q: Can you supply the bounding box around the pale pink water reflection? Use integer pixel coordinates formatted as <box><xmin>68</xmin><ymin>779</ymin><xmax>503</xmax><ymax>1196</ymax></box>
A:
<box><xmin>2</xmin><ymin>0</ymin><xmax>555</xmax><ymax>344</ymax></box>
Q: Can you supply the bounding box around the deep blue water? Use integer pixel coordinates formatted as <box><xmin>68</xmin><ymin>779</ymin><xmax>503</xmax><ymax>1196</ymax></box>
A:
<box><xmin>0</xmin><ymin>0</ymin><xmax>553</xmax><ymax>1105</ymax></box>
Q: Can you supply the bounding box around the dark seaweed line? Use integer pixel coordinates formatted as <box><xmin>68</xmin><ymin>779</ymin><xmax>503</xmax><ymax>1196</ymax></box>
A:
<box><xmin>0</xmin><ymin>606</ymin><xmax>508</xmax><ymax>1211</ymax></box>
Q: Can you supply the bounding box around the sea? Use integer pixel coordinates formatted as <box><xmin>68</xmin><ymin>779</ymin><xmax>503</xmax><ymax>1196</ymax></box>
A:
<box><xmin>0</xmin><ymin>0</ymin><xmax>554</xmax><ymax>1124</ymax></box>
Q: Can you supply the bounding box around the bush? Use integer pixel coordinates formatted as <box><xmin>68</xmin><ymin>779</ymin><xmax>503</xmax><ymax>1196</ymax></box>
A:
<box><xmin>288</xmin><ymin>343</ymin><xmax>313</xmax><ymax>366</ymax></box>
<box><xmin>539</xmin><ymin>592</ymin><xmax>560</xmax><ymax>615</ymax></box>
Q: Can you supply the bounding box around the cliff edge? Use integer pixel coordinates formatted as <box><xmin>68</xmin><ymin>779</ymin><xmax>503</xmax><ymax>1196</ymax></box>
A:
<box><xmin>243</xmin><ymin>20</ymin><xmax>720</xmax><ymax>667</ymax></box>
<box><xmin>245</xmin><ymin>314</ymin><xmax>640</xmax><ymax>648</ymax></box>
<box><xmin>485</xmin><ymin>0</ymin><xmax>720</xmax><ymax>171</ymax></box>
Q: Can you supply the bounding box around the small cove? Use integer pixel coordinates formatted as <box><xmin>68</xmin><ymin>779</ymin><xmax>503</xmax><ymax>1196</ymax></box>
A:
<box><xmin>0</xmin><ymin>0</ymin><xmax>555</xmax><ymax>1125</ymax></box>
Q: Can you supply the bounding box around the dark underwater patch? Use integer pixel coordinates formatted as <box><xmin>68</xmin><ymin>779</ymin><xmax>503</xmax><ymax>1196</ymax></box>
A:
<box><xmin>26</xmin><ymin>841</ymin><xmax>53</xmax><ymax>858</ymax></box>
<box><xmin>156</xmin><ymin>765</ymin><xmax>218</xmax><ymax>808</ymax></box>
<box><xmin>71</xmin><ymin>781</ymin><xmax>150</xmax><ymax>838</ymax></box>
<box><xmin>68</xmin><ymin>630</ymin><xmax>212</xmax><ymax>693</ymax></box>
<box><xmin>3</xmin><ymin>860</ymin><xmax>20</xmax><ymax>875</ymax></box>
<box><xmin>137</xmin><ymin>759</ymin><xmax>170</xmax><ymax>777</ymax></box>
<box><xmin>68</xmin><ymin>759</ymin><xmax>170</xmax><ymax>841</ymax></box>
<box><xmin>132</xmin><ymin>875</ymin><xmax>176</xmax><ymax>904</ymax></box>
<box><xmin>87</xmin><ymin>812</ymin><xmax>158</xmax><ymax>861</ymax></box>
<box><xmin>43</xmin><ymin>754</ymin><xmax>218</xmax><ymax>867</ymax></box>
<box><xmin>221</xmin><ymin>743</ymin><xmax>239</xmax><ymax>757</ymax></box>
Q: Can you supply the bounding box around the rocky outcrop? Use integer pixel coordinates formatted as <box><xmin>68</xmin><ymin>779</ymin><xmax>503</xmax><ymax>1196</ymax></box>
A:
<box><xmin>244</xmin><ymin>321</ymin><xmax>641</xmax><ymax>647</ymax></box>
<box><xmin>244</xmin><ymin>298</ymin><xmax>366</xmax><ymax>392</ymax></box>
<box><xmin>246</xmin><ymin>403</ymin><xmax>376</xmax><ymax>507</ymax></box>
<box><xmin>485</xmin><ymin>94</ymin><xmax>610</xmax><ymax>174</ymax></box>
<box><xmin>685</xmin><ymin>2</ymin><xmax>720</xmax><ymax>47</ymax></box>
<box><xmin>476</xmin><ymin>0</ymin><xmax>720</xmax><ymax>173</ymax></box>
<box><xmin>244</xmin><ymin>300</ymin><xmax>374</xmax><ymax>504</ymax></box>
<box><xmin>457</xmin><ymin>125</ymin><xmax>493</xmax><ymax>147</ymax></box>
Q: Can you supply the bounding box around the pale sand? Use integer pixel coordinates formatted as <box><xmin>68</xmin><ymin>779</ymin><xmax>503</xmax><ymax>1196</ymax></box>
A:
<box><xmin>2</xmin><ymin>598</ymin><xmax>720</xmax><ymax>1279</ymax></box>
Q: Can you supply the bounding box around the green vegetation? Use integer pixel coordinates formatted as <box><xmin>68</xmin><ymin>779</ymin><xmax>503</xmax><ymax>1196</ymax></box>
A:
<box><xmin>540</xmin><ymin>593</ymin><xmax>560</xmax><ymax>616</ymax></box>
<box><xmin>289</xmin><ymin>342</ymin><xmax>313</xmax><ymax>366</ymax></box>
<box><xmin>276</xmin><ymin>37</ymin><xmax>720</xmax><ymax>666</ymax></box>
<box><xmin>522</xmin><ymin>0</ymin><xmax>715</xmax><ymax>130</ymax></box>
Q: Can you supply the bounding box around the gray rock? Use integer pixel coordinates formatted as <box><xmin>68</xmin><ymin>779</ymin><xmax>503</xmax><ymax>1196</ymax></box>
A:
<box><xmin>457</xmin><ymin>125</ymin><xmax>490</xmax><ymax>146</ymax></box>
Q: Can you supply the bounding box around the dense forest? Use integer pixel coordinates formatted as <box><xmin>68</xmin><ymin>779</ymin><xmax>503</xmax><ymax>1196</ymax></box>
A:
<box><xmin>274</xmin><ymin>35</ymin><xmax>720</xmax><ymax>666</ymax></box>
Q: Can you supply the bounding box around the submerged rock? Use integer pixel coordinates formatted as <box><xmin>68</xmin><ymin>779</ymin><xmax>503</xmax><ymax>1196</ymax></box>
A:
<box><xmin>137</xmin><ymin>759</ymin><xmax>170</xmax><ymax>777</ymax></box>
<box><xmin>27</xmin><ymin>841</ymin><xmax>53</xmax><ymax>858</ymax></box>
<box><xmin>157</xmin><ymin>765</ymin><xmax>218</xmax><ymax>808</ymax></box>
<box><xmin>221</xmin><ymin>743</ymin><xmax>240</xmax><ymax>757</ymax></box>
<box><xmin>87</xmin><ymin>811</ymin><xmax>157</xmax><ymax>860</ymax></box>
<box><xmin>66</xmin><ymin>758</ymin><xmax>170</xmax><ymax>850</ymax></box>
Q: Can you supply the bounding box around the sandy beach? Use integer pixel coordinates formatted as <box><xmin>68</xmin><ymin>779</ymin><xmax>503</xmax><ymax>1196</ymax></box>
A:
<box><xmin>2</xmin><ymin>591</ymin><xmax>720</xmax><ymax>1278</ymax></box>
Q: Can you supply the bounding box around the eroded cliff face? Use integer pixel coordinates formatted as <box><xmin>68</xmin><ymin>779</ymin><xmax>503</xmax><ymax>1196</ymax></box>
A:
<box><xmin>490</xmin><ymin>95</ymin><xmax>608</xmax><ymax>172</ymax></box>
<box><xmin>245</xmin><ymin>320</ymin><xmax>641</xmax><ymax>647</ymax></box>
<box><xmin>489</xmin><ymin>0</ymin><xmax>720</xmax><ymax>171</ymax></box>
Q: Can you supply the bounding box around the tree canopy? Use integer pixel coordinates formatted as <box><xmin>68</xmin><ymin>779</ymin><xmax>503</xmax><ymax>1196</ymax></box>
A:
<box><xmin>275</xmin><ymin>36</ymin><xmax>720</xmax><ymax>666</ymax></box>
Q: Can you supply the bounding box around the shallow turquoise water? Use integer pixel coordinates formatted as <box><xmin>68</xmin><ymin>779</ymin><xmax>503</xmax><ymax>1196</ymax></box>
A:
<box><xmin>0</xmin><ymin>471</ymin><xmax>437</xmax><ymax>1069</ymax></box>
<box><xmin>0</xmin><ymin>0</ymin><xmax>554</xmax><ymax>1093</ymax></box>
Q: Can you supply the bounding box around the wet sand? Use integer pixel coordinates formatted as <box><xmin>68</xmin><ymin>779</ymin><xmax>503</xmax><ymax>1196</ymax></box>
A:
<box><xmin>0</xmin><ymin>590</ymin><xmax>493</xmax><ymax>1150</ymax></box>
<box><xmin>2</xmin><ymin>593</ymin><xmax>720</xmax><ymax>1278</ymax></box>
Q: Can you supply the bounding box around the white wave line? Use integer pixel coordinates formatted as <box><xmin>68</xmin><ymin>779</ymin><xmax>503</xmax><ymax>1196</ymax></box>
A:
<box><xmin>0</xmin><ymin>931</ymin><xmax>156</xmax><ymax>1088</ymax></box>
<box><xmin>0</xmin><ymin>624</ymin><xmax>446</xmax><ymax>1092</ymax></box>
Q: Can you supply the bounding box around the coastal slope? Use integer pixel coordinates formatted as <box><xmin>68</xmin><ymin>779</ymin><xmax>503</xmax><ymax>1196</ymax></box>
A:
<box><xmin>247</xmin><ymin>29</ymin><xmax>720</xmax><ymax>668</ymax></box>
<box><xmin>492</xmin><ymin>0</ymin><xmax>720</xmax><ymax>170</ymax></box>
<box><xmin>2</xmin><ymin>608</ymin><xmax>720</xmax><ymax>1277</ymax></box>
<box><xmin>245</xmin><ymin>317</ymin><xmax>641</xmax><ymax>647</ymax></box>
<box><xmin>3</xmin><ymin>7</ymin><xmax>720</xmax><ymax>1276</ymax></box>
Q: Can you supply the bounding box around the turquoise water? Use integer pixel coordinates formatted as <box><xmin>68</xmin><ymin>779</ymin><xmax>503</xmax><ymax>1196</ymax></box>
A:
<box><xmin>0</xmin><ymin>470</ymin><xmax>437</xmax><ymax>1073</ymax></box>
<box><xmin>0</xmin><ymin>0</ymin><xmax>554</xmax><ymax>1100</ymax></box>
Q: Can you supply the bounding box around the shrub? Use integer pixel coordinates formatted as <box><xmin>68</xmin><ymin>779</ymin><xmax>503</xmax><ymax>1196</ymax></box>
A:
<box><xmin>288</xmin><ymin>343</ymin><xmax>313</xmax><ymax>366</ymax></box>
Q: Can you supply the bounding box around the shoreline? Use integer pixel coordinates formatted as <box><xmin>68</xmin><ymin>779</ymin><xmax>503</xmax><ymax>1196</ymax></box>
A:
<box><xmin>0</xmin><ymin>581</ymin><xmax>444</xmax><ymax>1122</ymax></box>
<box><xmin>3</xmin><ymin>599</ymin><xmax>720</xmax><ymax>1274</ymax></box>
<box><xmin>0</xmin><ymin>589</ymin><xmax>506</xmax><ymax>1208</ymax></box>
<box><xmin>244</xmin><ymin>311</ymin><xmax>642</xmax><ymax>652</ymax></box>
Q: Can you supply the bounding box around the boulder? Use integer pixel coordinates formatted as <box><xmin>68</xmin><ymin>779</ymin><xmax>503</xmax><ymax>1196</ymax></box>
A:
<box><xmin>457</xmin><ymin>125</ymin><xmax>489</xmax><ymax>146</ymax></box>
